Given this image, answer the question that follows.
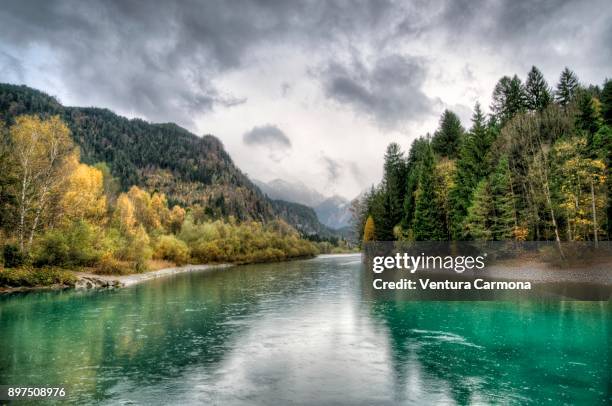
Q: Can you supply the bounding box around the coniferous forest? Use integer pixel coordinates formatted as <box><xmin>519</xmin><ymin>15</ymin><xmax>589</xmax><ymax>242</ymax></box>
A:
<box><xmin>354</xmin><ymin>67</ymin><xmax>612</xmax><ymax>244</ymax></box>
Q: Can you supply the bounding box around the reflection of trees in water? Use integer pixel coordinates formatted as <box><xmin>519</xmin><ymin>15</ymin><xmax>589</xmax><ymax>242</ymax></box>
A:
<box><xmin>367</xmin><ymin>300</ymin><xmax>610</xmax><ymax>405</ymax></box>
<box><xmin>0</xmin><ymin>260</ymin><xmax>329</xmax><ymax>403</ymax></box>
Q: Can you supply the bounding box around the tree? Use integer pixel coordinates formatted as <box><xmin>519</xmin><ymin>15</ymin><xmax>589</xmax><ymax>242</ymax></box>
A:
<box><xmin>491</xmin><ymin>75</ymin><xmax>526</xmax><ymax>125</ymax></box>
<box><xmin>525</xmin><ymin>66</ymin><xmax>552</xmax><ymax>112</ymax></box>
<box><xmin>448</xmin><ymin>103</ymin><xmax>493</xmax><ymax>238</ymax></box>
<box><xmin>464</xmin><ymin>180</ymin><xmax>494</xmax><ymax>241</ymax></box>
<box><xmin>0</xmin><ymin>122</ymin><xmax>17</xmax><ymax>232</ymax></box>
<box><xmin>402</xmin><ymin>137</ymin><xmax>429</xmax><ymax>229</ymax></box>
<box><xmin>61</xmin><ymin>157</ymin><xmax>107</xmax><ymax>224</ymax></box>
<box><xmin>363</xmin><ymin>215</ymin><xmax>375</xmax><ymax>241</ymax></box>
<box><xmin>552</xmin><ymin>138</ymin><xmax>606</xmax><ymax>241</ymax></box>
<box><xmin>600</xmin><ymin>79</ymin><xmax>612</xmax><ymax>126</ymax></box>
<box><xmin>555</xmin><ymin>67</ymin><xmax>579</xmax><ymax>106</ymax></box>
<box><xmin>575</xmin><ymin>91</ymin><xmax>601</xmax><ymax>140</ymax></box>
<box><xmin>10</xmin><ymin>115</ymin><xmax>74</xmax><ymax>251</ymax></box>
<box><xmin>431</xmin><ymin>110</ymin><xmax>463</xmax><ymax>158</ymax></box>
<box><xmin>382</xmin><ymin>142</ymin><xmax>406</xmax><ymax>229</ymax></box>
<box><xmin>490</xmin><ymin>156</ymin><xmax>517</xmax><ymax>240</ymax></box>
<box><xmin>413</xmin><ymin>143</ymin><xmax>446</xmax><ymax>240</ymax></box>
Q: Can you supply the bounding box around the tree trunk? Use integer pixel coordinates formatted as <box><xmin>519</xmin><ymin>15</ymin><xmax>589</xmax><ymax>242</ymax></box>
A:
<box><xmin>591</xmin><ymin>179</ymin><xmax>598</xmax><ymax>247</ymax></box>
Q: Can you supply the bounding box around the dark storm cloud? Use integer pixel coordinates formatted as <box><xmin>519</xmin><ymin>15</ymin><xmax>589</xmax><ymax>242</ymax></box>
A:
<box><xmin>0</xmin><ymin>0</ymin><xmax>399</xmax><ymax>128</ymax></box>
<box><xmin>243</xmin><ymin>125</ymin><xmax>292</xmax><ymax>150</ymax></box>
<box><xmin>0</xmin><ymin>0</ymin><xmax>609</xmax><ymax>131</ymax></box>
<box><xmin>320</xmin><ymin>54</ymin><xmax>439</xmax><ymax>128</ymax></box>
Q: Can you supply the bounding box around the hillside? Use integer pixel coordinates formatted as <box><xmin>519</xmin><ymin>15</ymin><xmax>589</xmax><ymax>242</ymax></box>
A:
<box><xmin>0</xmin><ymin>83</ymin><xmax>332</xmax><ymax>235</ymax></box>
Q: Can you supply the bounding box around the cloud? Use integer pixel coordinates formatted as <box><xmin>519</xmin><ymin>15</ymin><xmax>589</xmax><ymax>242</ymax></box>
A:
<box><xmin>243</xmin><ymin>125</ymin><xmax>292</xmax><ymax>150</ymax></box>
<box><xmin>321</xmin><ymin>155</ymin><xmax>342</xmax><ymax>183</ymax></box>
<box><xmin>320</xmin><ymin>54</ymin><xmax>439</xmax><ymax>129</ymax></box>
<box><xmin>0</xmin><ymin>50</ymin><xmax>23</xmax><ymax>82</ymax></box>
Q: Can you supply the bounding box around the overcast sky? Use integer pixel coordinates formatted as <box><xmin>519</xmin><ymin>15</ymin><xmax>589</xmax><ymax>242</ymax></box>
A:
<box><xmin>1</xmin><ymin>0</ymin><xmax>610</xmax><ymax>199</ymax></box>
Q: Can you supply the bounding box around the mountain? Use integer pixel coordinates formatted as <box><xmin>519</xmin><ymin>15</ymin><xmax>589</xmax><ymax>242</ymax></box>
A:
<box><xmin>0</xmin><ymin>83</ymin><xmax>333</xmax><ymax>236</ymax></box>
<box><xmin>254</xmin><ymin>178</ymin><xmax>326</xmax><ymax>207</ymax></box>
<box><xmin>314</xmin><ymin>196</ymin><xmax>353</xmax><ymax>230</ymax></box>
<box><xmin>255</xmin><ymin>178</ymin><xmax>354</xmax><ymax>230</ymax></box>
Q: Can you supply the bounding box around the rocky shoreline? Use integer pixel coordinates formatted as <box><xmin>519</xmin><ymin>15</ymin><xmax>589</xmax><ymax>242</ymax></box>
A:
<box><xmin>74</xmin><ymin>264</ymin><xmax>234</xmax><ymax>289</ymax></box>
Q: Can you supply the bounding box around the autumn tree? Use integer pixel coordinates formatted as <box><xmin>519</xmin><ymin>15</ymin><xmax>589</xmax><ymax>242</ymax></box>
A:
<box><xmin>363</xmin><ymin>215</ymin><xmax>375</xmax><ymax>241</ymax></box>
<box><xmin>10</xmin><ymin>115</ymin><xmax>75</xmax><ymax>251</ymax></box>
<box><xmin>61</xmin><ymin>157</ymin><xmax>107</xmax><ymax>224</ymax></box>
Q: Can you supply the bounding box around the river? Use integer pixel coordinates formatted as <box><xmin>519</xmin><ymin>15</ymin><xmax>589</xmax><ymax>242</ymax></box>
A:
<box><xmin>0</xmin><ymin>254</ymin><xmax>610</xmax><ymax>404</ymax></box>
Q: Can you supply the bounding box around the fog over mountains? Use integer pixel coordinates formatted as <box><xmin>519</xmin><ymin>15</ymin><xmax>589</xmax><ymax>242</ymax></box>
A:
<box><xmin>254</xmin><ymin>179</ymin><xmax>353</xmax><ymax>229</ymax></box>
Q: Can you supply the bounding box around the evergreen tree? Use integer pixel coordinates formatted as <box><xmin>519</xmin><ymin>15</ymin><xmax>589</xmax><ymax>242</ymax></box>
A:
<box><xmin>490</xmin><ymin>156</ymin><xmax>516</xmax><ymax>240</ymax></box>
<box><xmin>448</xmin><ymin>103</ymin><xmax>493</xmax><ymax>238</ymax></box>
<box><xmin>491</xmin><ymin>75</ymin><xmax>526</xmax><ymax>125</ymax></box>
<box><xmin>413</xmin><ymin>143</ymin><xmax>446</xmax><ymax>240</ymax></box>
<box><xmin>431</xmin><ymin>110</ymin><xmax>463</xmax><ymax>158</ymax></box>
<box><xmin>382</xmin><ymin>142</ymin><xmax>406</xmax><ymax>229</ymax></box>
<box><xmin>370</xmin><ymin>186</ymin><xmax>395</xmax><ymax>241</ymax></box>
<box><xmin>464</xmin><ymin>179</ymin><xmax>494</xmax><ymax>241</ymax></box>
<box><xmin>525</xmin><ymin>66</ymin><xmax>552</xmax><ymax>112</ymax></box>
<box><xmin>575</xmin><ymin>91</ymin><xmax>601</xmax><ymax>139</ymax></box>
<box><xmin>402</xmin><ymin>137</ymin><xmax>429</xmax><ymax>229</ymax></box>
<box><xmin>600</xmin><ymin>79</ymin><xmax>612</xmax><ymax>126</ymax></box>
<box><xmin>555</xmin><ymin>67</ymin><xmax>579</xmax><ymax>106</ymax></box>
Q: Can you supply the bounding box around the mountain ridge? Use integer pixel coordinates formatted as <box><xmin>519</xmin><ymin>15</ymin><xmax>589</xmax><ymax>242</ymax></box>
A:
<box><xmin>0</xmin><ymin>83</ymin><xmax>334</xmax><ymax>237</ymax></box>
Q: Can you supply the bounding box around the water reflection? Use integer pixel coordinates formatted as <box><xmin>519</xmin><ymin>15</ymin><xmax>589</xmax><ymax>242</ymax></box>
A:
<box><xmin>0</xmin><ymin>255</ymin><xmax>609</xmax><ymax>405</ymax></box>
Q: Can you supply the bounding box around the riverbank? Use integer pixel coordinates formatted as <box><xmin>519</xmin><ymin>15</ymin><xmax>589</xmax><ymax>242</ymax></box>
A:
<box><xmin>74</xmin><ymin>263</ymin><xmax>234</xmax><ymax>289</ymax></box>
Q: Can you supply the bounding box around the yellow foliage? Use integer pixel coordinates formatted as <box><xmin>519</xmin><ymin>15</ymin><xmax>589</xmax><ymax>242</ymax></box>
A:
<box><xmin>363</xmin><ymin>215</ymin><xmax>375</xmax><ymax>241</ymax></box>
<box><xmin>61</xmin><ymin>156</ymin><xmax>107</xmax><ymax>223</ymax></box>
<box><xmin>115</xmin><ymin>194</ymin><xmax>136</xmax><ymax>235</ymax></box>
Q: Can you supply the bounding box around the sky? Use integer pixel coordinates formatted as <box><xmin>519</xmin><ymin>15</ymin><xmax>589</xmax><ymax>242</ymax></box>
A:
<box><xmin>1</xmin><ymin>0</ymin><xmax>611</xmax><ymax>200</ymax></box>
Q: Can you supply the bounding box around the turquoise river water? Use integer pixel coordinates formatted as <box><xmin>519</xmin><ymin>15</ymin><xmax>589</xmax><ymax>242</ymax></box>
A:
<box><xmin>0</xmin><ymin>254</ymin><xmax>610</xmax><ymax>405</ymax></box>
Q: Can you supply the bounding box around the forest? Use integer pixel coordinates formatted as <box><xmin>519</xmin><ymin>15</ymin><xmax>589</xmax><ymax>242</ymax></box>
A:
<box><xmin>0</xmin><ymin>83</ymin><xmax>339</xmax><ymax>238</ymax></box>
<box><xmin>354</xmin><ymin>67</ymin><xmax>612</xmax><ymax>244</ymax></box>
<box><xmin>0</xmin><ymin>113</ymin><xmax>352</xmax><ymax>287</ymax></box>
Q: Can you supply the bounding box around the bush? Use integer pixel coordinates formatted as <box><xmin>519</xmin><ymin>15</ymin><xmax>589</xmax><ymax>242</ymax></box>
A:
<box><xmin>3</xmin><ymin>244</ymin><xmax>26</xmax><ymax>268</ymax></box>
<box><xmin>153</xmin><ymin>235</ymin><xmax>190</xmax><ymax>265</ymax></box>
<box><xmin>0</xmin><ymin>267</ymin><xmax>76</xmax><ymax>287</ymax></box>
<box><xmin>94</xmin><ymin>254</ymin><xmax>133</xmax><ymax>275</ymax></box>
<box><xmin>33</xmin><ymin>220</ymin><xmax>106</xmax><ymax>268</ymax></box>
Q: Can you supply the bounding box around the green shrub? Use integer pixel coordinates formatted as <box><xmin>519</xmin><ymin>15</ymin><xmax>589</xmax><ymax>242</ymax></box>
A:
<box><xmin>34</xmin><ymin>220</ymin><xmax>106</xmax><ymax>268</ymax></box>
<box><xmin>153</xmin><ymin>235</ymin><xmax>190</xmax><ymax>265</ymax></box>
<box><xmin>3</xmin><ymin>244</ymin><xmax>26</xmax><ymax>268</ymax></box>
<box><xmin>0</xmin><ymin>267</ymin><xmax>76</xmax><ymax>287</ymax></box>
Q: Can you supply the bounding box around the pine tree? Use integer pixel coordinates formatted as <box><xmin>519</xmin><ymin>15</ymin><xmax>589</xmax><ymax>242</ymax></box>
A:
<box><xmin>490</xmin><ymin>156</ymin><xmax>516</xmax><ymax>240</ymax></box>
<box><xmin>382</xmin><ymin>142</ymin><xmax>406</xmax><ymax>229</ymax></box>
<box><xmin>402</xmin><ymin>137</ymin><xmax>428</xmax><ymax>229</ymax></box>
<box><xmin>491</xmin><ymin>75</ymin><xmax>526</xmax><ymax>125</ymax></box>
<box><xmin>448</xmin><ymin>103</ymin><xmax>493</xmax><ymax>238</ymax></box>
<box><xmin>413</xmin><ymin>143</ymin><xmax>446</xmax><ymax>240</ymax></box>
<box><xmin>363</xmin><ymin>215</ymin><xmax>375</xmax><ymax>241</ymax></box>
<box><xmin>370</xmin><ymin>186</ymin><xmax>395</xmax><ymax>241</ymax></box>
<box><xmin>464</xmin><ymin>179</ymin><xmax>494</xmax><ymax>241</ymax></box>
<box><xmin>600</xmin><ymin>79</ymin><xmax>612</xmax><ymax>126</ymax></box>
<box><xmin>525</xmin><ymin>66</ymin><xmax>552</xmax><ymax>112</ymax></box>
<box><xmin>575</xmin><ymin>91</ymin><xmax>601</xmax><ymax>139</ymax></box>
<box><xmin>555</xmin><ymin>67</ymin><xmax>579</xmax><ymax>106</ymax></box>
<box><xmin>431</xmin><ymin>110</ymin><xmax>463</xmax><ymax>158</ymax></box>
